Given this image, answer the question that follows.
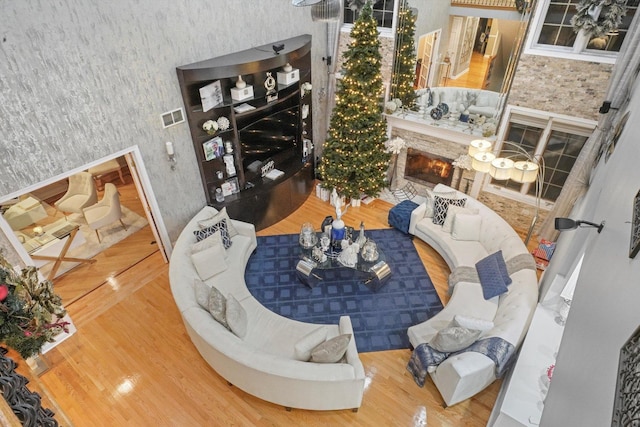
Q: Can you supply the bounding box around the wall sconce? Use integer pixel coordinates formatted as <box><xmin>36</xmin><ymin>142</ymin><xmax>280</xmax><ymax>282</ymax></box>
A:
<box><xmin>554</xmin><ymin>217</ymin><xmax>605</xmax><ymax>233</ymax></box>
<box><xmin>166</xmin><ymin>141</ymin><xmax>177</xmax><ymax>171</ymax></box>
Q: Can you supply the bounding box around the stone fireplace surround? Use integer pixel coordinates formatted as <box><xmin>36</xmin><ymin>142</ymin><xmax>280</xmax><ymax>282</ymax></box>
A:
<box><xmin>385</xmin><ymin>115</ymin><xmax>548</xmax><ymax>236</ymax></box>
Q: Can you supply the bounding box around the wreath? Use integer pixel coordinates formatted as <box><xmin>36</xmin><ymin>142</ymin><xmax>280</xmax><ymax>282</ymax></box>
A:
<box><xmin>571</xmin><ymin>0</ymin><xmax>628</xmax><ymax>38</ymax></box>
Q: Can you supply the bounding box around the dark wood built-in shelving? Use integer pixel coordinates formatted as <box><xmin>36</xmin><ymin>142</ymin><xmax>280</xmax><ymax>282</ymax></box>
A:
<box><xmin>176</xmin><ymin>35</ymin><xmax>314</xmax><ymax>230</ymax></box>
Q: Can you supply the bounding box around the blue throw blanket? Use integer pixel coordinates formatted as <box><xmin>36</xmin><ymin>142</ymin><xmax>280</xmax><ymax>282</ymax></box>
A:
<box><xmin>407</xmin><ymin>337</ymin><xmax>515</xmax><ymax>388</ymax></box>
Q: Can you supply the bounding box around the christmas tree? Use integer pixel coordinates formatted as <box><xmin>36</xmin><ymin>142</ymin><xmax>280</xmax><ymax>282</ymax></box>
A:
<box><xmin>390</xmin><ymin>0</ymin><xmax>417</xmax><ymax>109</ymax></box>
<box><xmin>318</xmin><ymin>2</ymin><xmax>390</xmax><ymax>199</ymax></box>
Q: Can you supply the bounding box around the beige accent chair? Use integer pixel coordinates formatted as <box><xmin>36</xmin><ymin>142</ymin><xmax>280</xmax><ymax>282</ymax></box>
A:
<box><xmin>82</xmin><ymin>183</ymin><xmax>127</xmax><ymax>242</ymax></box>
<box><xmin>88</xmin><ymin>158</ymin><xmax>126</xmax><ymax>190</ymax></box>
<box><xmin>54</xmin><ymin>172</ymin><xmax>98</xmax><ymax>215</ymax></box>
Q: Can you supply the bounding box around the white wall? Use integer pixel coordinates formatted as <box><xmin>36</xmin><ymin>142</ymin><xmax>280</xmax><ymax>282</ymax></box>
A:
<box><xmin>0</xmin><ymin>0</ymin><xmax>327</xmax><ymax>242</ymax></box>
<box><xmin>540</xmin><ymin>69</ymin><xmax>640</xmax><ymax>425</ymax></box>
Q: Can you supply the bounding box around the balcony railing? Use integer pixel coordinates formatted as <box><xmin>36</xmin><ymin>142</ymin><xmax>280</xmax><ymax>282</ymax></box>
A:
<box><xmin>451</xmin><ymin>0</ymin><xmax>517</xmax><ymax>9</ymax></box>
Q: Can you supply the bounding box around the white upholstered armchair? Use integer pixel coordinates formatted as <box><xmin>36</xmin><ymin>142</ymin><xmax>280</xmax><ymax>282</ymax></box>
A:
<box><xmin>82</xmin><ymin>183</ymin><xmax>127</xmax><ymax>242</ymax></box>
<box><xmin>54</xmin><ymin>172</ymin><xmax>98</xmax><ymax>215</ymax></box>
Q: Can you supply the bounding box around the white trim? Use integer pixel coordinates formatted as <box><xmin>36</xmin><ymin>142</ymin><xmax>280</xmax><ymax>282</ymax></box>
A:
<box><xmin>482</xmin><ymin>104</ymin><xmax>598</xmax><ymax>206</ymax></box>
<box><xmin>0</xmin><ymin>145</ymin><xmax>172</xmax><ymax>265</ymax></box>
<box><xmin>523</xmin><ymin>0</ymin><xmax>619</xmax><ymax>65</ymax></box>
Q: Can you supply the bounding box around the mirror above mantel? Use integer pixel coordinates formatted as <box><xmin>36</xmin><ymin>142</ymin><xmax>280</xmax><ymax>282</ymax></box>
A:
<box><xmin>388</xmin><ymin>1</ymin><xmax>533</xmax><ymax>133</ymax></box>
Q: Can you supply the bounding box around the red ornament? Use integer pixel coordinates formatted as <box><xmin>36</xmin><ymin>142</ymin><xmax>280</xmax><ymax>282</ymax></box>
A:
<box><xmin>0</xmin><ymin>285</ymin><xmax>8</xmax><ymax>302</ymax></box>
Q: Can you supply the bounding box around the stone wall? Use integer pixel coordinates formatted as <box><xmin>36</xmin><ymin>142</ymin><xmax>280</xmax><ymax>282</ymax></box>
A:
<box><xmin>507</xmin><ymin>54</ymin><xmax>612</xmax><ymax>121</ymax></box>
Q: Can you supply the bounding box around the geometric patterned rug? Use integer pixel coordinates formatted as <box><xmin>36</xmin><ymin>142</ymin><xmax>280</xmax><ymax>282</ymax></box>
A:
<box><xmin>245</xmin><ymin>228</ymin><xmax>444</xmax><ymax>353</ymax></box>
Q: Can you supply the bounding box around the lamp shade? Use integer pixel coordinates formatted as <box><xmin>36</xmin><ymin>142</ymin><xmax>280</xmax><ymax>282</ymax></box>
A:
<box><xmin>489</xmin><ymin>158</ymin><xmax>514</xmax><ymax>180</ymax></box>
<box><xmin>510</xmin><ymin>161</ymin><xmax>539</xmax><ymax>183</ymax></box>
<box><xmin>468</xmin><ymin>139</ymin><xmax>493</xmax><ymax>157</ymax></box>
<box><xmin>471</xmin><ymin>152</ymin><xmax>495</xmax><ymax>173</ymax></box>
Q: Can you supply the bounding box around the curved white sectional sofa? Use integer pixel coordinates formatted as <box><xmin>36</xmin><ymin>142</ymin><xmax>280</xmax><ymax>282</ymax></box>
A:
<box><xmin>407</xmin><ymin>184</ymin><xmax>538</xmax><ymax>406</ymax></box>
<box><xmin>169</xmin><ymin>206</ymin><xmax>365</xmax><ymax>411</ymax></box>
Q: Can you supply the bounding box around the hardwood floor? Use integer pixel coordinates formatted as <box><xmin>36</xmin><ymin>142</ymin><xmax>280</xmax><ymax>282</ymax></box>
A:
<box><xmin>444</xmin><ymin>52</ymin><xmax>491</xmax><ymax>90</ymax></box>
<box><xmin>17</xmin><ymin>192</ymin><xmax>506</xmax><ymax>426</ymax></box>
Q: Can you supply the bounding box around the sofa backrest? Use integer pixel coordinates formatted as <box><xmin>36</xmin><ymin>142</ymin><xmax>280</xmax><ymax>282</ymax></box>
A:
<box><xmin>431</xmin><ymin>184</ymin><xmax>528</xmax><ymax>259</ymax></box>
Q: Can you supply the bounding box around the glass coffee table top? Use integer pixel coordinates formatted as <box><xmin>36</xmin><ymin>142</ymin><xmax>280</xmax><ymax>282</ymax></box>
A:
<box><xmin>296</xmin><ymin>233</ymin><xmax>391</xmax><ymax>291</ymax></box>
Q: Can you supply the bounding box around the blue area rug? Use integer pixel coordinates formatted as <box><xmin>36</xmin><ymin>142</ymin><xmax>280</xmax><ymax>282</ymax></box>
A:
<box><xmin>244</xmin><ymin>228</ymin><xmax>444</xmax><ymax>353</ymax></box>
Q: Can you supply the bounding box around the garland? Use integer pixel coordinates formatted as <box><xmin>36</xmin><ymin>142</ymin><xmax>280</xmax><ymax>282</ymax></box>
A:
<box><xmin>571</xmin><ymin>0</ymin><xmax>628</xmax><ymax>37</ymax></box>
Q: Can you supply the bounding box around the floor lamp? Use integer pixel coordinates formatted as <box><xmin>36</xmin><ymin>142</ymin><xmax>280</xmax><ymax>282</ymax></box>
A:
<box><xmin>468</xmin><ymin>139</ymin><xmax>545</xmax><ymax>245</ymax></box>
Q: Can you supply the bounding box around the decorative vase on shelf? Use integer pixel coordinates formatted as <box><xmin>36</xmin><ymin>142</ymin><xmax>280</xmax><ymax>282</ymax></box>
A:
<box><xmin>236</xmin><ymin>75</ymin><xmax>246</xmax><ymax>89</ymax></box>
<box><xmin>283</xmin><ymin>63</ymin><xmax>293</xmax><ymax>72</ymax></box>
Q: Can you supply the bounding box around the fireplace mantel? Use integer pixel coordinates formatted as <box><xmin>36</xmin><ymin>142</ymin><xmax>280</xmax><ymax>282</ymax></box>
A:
<box><xmin>385</xmin><ymin>112</ymin><xmax>496</xmax><ymax>147</ymax></box>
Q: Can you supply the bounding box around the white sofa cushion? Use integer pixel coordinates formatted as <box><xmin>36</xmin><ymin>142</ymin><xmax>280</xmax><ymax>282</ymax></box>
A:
<box><xmin>294</xmin><ymin>326</ymin><xmax>328</xmax><ymax>361</ymax></box>
<box><xmin>226</xmin><ymin>294</ymin><xmax>248</xmax><ymax>338</ymax></box>
<box><xmin>451</xmin><ymin>213</ymin><xmax>482</xmax><ymax>241</ymax></box>
<box><xmin>443</xmin><ymin>206</ymin><xmax>478</xmax><ymax>233</ymax></box>
<box><xmin>191</xmin><ymin>241</ymin><xmax>228</xmax><ymax>280</ymax></box>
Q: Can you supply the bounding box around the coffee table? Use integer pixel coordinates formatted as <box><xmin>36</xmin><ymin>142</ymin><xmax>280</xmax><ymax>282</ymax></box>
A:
<box><xmin>296</xmin><ymin>234</ymin><xmax>391</xmax><ymax>291</ymax></box>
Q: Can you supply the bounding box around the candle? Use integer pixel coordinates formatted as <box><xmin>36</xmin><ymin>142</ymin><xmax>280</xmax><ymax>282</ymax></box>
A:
<box><xmin>165</xmin><ymin>141</ymin><xmax>174</xmax><ymax>156</ymax></box>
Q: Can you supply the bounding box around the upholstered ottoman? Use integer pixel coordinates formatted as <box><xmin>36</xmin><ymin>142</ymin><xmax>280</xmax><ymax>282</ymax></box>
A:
<box><xmin>388</xmin><ymin>200</ymin><xmax>419</xmax><ymax>234</ymax></box>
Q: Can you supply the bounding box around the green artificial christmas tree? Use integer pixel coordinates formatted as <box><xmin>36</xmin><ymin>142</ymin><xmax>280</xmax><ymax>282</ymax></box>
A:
<box><xmin>318</xmin><ymin>2</ymin><xmax>390</xmax><ymax>200</ymax></box>
<box><xmin>390</xmin><ymin>0</ymin><xmax>417</xmax><ymax>109</ymax></box>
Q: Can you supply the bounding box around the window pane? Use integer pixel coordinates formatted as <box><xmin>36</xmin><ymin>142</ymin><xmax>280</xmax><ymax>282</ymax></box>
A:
<box><xmin>586</xmin><ymin>3</ymin><xmax>638</xmax><ymax>52</ymax></box>
<box><xmin>537</xmin><ymin>1</ymin><xmax>579</xmax><ymax>47</ymax></box>
<box><xmin>344</xmin><ymin>0</ymin><xmax>395</xmax><ymax>28</ymax></box>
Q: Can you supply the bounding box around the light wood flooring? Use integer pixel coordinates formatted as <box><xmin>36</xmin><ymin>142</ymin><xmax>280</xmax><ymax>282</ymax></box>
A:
<box><xmin>444</xmin><ymin>52</ymin><xmax>491</xmax><ymax>90</ymax></box>
<box><xmin>11</xmin><ymin>192</ymin><xmax>510</xmax><ymax>426</ymax></box>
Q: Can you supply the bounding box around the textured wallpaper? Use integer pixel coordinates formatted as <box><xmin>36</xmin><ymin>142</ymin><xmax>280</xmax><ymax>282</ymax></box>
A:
<box><xmin>0</xmin><ymin>0</ymin><xmax>327</xmax><ymax>242</ymax></box>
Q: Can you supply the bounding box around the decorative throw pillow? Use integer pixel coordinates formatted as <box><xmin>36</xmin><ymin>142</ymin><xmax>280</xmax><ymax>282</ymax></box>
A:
<box><xmin>191</xmin><ymin>243</ymin><xmax>228</xmax><ymax>280</ymax></box>
<box><xmin>454</xmin><ymin>314</ymin><xmax>494</xmax><ymax>332</ymax></box>
<box><xmin>225</xmin><ymin>294</ymin><xmax>247</xmax><ymax>339</ymax></box>
<box><xmin>475</xmin><ymin>250</ymin><xmax>512</xmax><ymax>300</ymax></box>
<box><xmin>451</xmin><ymin>213</ymin><xmax>482</xmax><ymax>241</ymax></box>
<box><xmin>207</xmin><ymin>286</ymin><xmax>230</xmax><ymax>330</ymax></box>
<box><xmin>193</xmin><ymin>279</ymin><xmax>211</xmax><ymax>309</ymax></box>
<box><xmin>191</xmin><ymin>230</ymin><xmax>226</xmax><ymax>256</ymax></box>
<box><xmin>476</xmin><ymin>92</ymin><xmax>491</xmax><ymax>107</ymax></box>
<box><xmin>442</xmin><ymin>206</ymin><xmax>479</xmax><ymax>233</ymax></box>
<box><xmin>197</xmin><ymin>207</ymin><xmax>239</xmax><ymax>238</ymax></box>
<box><xmin>432</xmin><ymin>195</ymin><xmax>466</xmax><ymax>226</ymax></box>
<box><xmin>294</xmin><ymin>326</ymin><xmax>328</xmax><ymax>361</ymax></box>
<box><xmin>429</xmin><ymin>319</ymin><xmax>482</xmax><ymax>353</ymax></box>
<box><xmin>194</xmin><ymin>219</ymin><xmax>232</xmax><ymax>249</ymax></box>
<box><xmin>423</xmin><ymin>190</ymin><xmax>456</xmax><ymax>219</ymax></box>
<box><xmin>310</xmin><ymin>334</ymin><xmax>352</xmax><ymax>363</ymax></box>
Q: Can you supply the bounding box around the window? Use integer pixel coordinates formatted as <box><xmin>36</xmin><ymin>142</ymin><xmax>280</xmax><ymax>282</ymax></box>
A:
<box><xmin>486</xmin><ymin>107</ymin><xmax>596</xmax><ymax>204</ymax></box>
<box><xmin>527</xmin><ymin>0</ymin><xmax>639</xmax><ymax>61</ymax></box>
<box><xmin>343</xmin><ymin>0</ymin><xmax>397</xmax><ymax>30</ymax></box>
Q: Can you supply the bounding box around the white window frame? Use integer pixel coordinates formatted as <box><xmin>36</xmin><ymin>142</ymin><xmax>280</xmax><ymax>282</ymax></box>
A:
<box><xmin>524</xmin><ymin>0</ymin><xmax>620</xmax><ymax>64</ymax></box>
<box><xmin>481</xmin><ymin>105</ymin><xmax>597</xmax><ymax>208</ymax></box>
<box><xmin>341</xmin><ymin>0</ymin><xmax>400</xmax><ymax>38</ymax></box>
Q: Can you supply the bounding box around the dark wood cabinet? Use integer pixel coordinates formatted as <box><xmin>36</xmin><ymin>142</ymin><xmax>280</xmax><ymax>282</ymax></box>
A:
<box><xmin>176</xmin><ymin>35</ymin><xmax>314</xmax><ymax>230</ymax></box>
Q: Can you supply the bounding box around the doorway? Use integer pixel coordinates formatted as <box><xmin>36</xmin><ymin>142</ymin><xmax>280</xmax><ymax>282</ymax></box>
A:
<box><xmin>0</xmin><ymin>146</ymin><xmax>171</xmax><ymax>305</ymax></box>
<box><xmin>415</xmin><ymin>29</ymin><xmax>441</xmax><ymax>89</ymax></box>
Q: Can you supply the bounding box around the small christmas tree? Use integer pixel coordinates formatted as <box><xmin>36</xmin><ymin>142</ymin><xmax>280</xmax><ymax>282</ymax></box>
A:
<box><xmin>318</xmin><ymin>2</ymin><xmax>390</xmax><ymax>199</ymax></box>
<box><xmin>390</xmin><ymin>0</ymin><xmax>417</xmax><ymax>109</ymax></box>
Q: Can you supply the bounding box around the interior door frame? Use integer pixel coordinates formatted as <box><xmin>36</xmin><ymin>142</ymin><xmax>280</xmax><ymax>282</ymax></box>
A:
<box><xmin>0</xmin><ymin>145</ymin><xmax>172</xmax><ymax>268</ymax></box>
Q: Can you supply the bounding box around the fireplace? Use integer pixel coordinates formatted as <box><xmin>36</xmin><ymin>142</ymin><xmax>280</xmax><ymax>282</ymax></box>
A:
<box><xmin>404</xmin><ymin>148</ymin><xmax>454</xmax><ymax>187</ymax></box>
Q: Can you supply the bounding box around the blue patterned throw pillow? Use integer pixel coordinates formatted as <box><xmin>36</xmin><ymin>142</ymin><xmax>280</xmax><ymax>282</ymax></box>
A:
<box><xmin>432</xmin><ymin>196</ymin><xmax>466</xmax><ymax>226</ymax></box>
<box><xmin>475</xmin><ymin>250</ymin><xmax>512</xmax><ymax>299</ymax></box>
<box><xmin>194</xmin><ymin>218</ymin><xmax>232</xmax><ymax>249</ymax></box>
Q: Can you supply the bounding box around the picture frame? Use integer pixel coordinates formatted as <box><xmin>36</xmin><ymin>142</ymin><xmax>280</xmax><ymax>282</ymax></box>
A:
<box><xmin>225</xmin><ymin>177</ymin><xmax>240</xmax><ymax>195</ymax></box>
<box><xmin>202</xmin><ymin>136</ymin><xmax>224</xmax><ymax>161</ymax></box>
<box><xmin>199</xmin><ymin>80</ymin><xmax>223</xmax><ymax>112</ymax></box>
<box><xmin>630</xmin><ymin>189</ymin><xmax>640</xmax><ymax>259</ymax></box>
